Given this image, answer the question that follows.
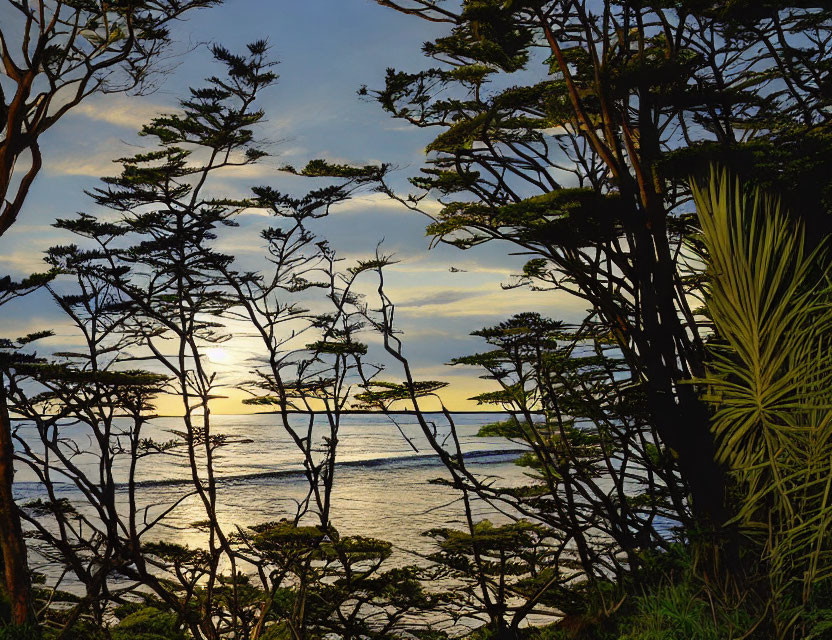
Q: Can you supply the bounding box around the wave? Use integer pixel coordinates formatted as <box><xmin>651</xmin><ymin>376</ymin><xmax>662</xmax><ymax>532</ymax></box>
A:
<box><xmin>14</xmin><ymin>448</ymin><xmax>525</xmax><ymax>491</ymax></box>
<box><xmin>137</xmin><ymin>448</ymin><xmax>524</xmax><ymax>487</ymax></box>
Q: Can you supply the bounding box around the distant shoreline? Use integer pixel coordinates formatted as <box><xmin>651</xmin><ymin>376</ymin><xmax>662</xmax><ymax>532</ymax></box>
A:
<box><xmin>247</xmin><ymin>409</ymin><xmax>541</xmax><ymax>416</ymax></box>
<box><xmin>11</xmin><ymin>410</ymin><xmax>539</xmax><ymax>420</ymax></box>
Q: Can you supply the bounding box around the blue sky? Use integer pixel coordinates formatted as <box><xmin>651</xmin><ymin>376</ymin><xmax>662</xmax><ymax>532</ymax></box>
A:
<box><xmin>0</xmin><ymin>0</ymin><xmax>585</xmax><ymax>411</ymax></box>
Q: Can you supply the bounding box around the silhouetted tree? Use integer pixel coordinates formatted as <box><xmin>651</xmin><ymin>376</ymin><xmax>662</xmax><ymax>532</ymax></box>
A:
<box><xmin>367</xmin><ymin>0</ymin><xmax>832</xmax><ymax>532</ymax></box>
<box><xmin>46</xmin><ymin>41</ymin><xmax>277</xmax><ymax>638</ymax></box>
<box><xmin>0</xmin><ymin>0</ymin><xmax>219</xmax><ymax>625</ymax></box>
<box><xmin>354</xmin><ymin>269</ymin><xmax>687</xmax><ymax>637</ymax></box>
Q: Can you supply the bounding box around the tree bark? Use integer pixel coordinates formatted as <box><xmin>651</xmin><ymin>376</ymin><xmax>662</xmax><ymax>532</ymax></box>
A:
<box><xmin>630</xmin><ymin>218</ymin><xmax>731</xmax><ymax>528</ymax></box>
<box><xmin>0</xmin><ymin>386</ymin><xmax>32</xmax><ymax>625</ymax></box>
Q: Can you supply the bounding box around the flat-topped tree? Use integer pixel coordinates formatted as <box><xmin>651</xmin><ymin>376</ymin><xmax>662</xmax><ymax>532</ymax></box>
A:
<box><xmin>367</xmin><ymin>0</ymin><xmax>832</xmax><ymax>530</ymax></box>
<box><xmin>46</xmin><ymin>43</ymin><xmax>278</xmax><ymax>638</ymax></box>
<box><xmin>0</xmin><ymin>0</ymin><xmax>218</xmax><ymax>626</ymax></box>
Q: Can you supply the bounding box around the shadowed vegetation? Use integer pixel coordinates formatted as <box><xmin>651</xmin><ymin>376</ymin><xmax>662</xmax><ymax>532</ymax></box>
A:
<box><xmin>1</xmin><ymin>1</ymin><xmax>832</xmax><ymax>638</ymax></box>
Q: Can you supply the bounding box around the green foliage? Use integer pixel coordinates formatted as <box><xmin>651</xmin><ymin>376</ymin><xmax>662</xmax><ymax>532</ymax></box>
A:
<box><xmin>427</xmin><ymin>0</ymin><xmax>532</xmax><ymax>73</ymax></box>
<box><xmin>13</xmin><ymin>3</ymin><xmax>832</xmax><ymax>640</ymax></box>
<box><xmin>0</xmin><ymin>625</ymin><xmax>41</xmax><ymax>640</ymax></box>
<box><xmin>427</xmin><ymin>519</ymin><xmax>547</xmax><ymax>558</ymax></box>
<box><xmin>477</xmin><ymin>417</ymin><xmax>535</xmax><ymax>439</ymax></box>
<box><xmin>370</xmin><ymin>0</ymin><xmax>832</xmax><ymax>538</ymax></box>
<box><xmin>305</xmin><ymin>340</ymin><xmax>368</xmax><ymax>356</ymax></box>
<box><xmin>518</xmin><ymin>546</ymin><xmax>762</xmax><ymax>640</ymax></box>
<box><xmin>617</xmin><ymin>581</ymin><xmax>751</xmax><ymax>640</ymax></box>
<box><xmin>693</xmin><ymin>168</ymin><xmax>832</xmax><ymax>634</ymax></box>
<box><xmin>111</xmin><ymin>608</ymin><xmax>186</xmax><ymax>640</ymax></box>
<box><xmin>284</xmin><ymin>159</ymin><xmax>388</xmax><ymax>183</ymax></box>
<box><xmin>426</xmin><ymin>190</ymin><xmax>628</xmax><ymax>250</ymax></box>
<box><xmin>260</xmin><ymin>623</ymin><xmax>292</xmax><ymax>640</ymax></box>
<box><xmin>423</xmin><ymin>519</ymin><xmax>561</xmax><ymax>633</ymax></box>
<box><xmin>245</xmin><ymin>521</ymin><xmax>436</xmax><ymax>638</ymax></box>
<box><xmin>355</xmin><ymin>380</ymin><xmax>449</xmax><ymax>409</ymax></box>
<box><xmin>410</xmin><ymin>308</ymin><xmax>689</xmax><ymax>634</ymax></box>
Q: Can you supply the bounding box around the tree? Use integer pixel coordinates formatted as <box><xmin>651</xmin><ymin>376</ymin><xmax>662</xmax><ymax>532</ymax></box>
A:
<box><xmin>1</xmin><ymin>328</ymin><xmax>171</xmax><ymax>636</ymax></box>
<box><xmin>423</xmin><ymin>519</ymin><xmax>558</xmax><ymax>637</ymax></box>
<box><xmin>0</xmin><ymin>0</ymin><xmax>219</xmax><ymax>626</ymax></box>
<box><xmin>366</xmin><ymin>0</ymin><xmax>832</xmax><ymax>530</ymax></box>
<box><xmin>0</xmin><ymin>0</ymin><xmax>219</xmax><ymax>235</ymax></box>
<box><xmin>219</xmin><ymin>159</ymin><xmax>388</xmax><ymax>533</ymax></box>
<box><xmin>352</xmin><ymin>273</ymin><xmax>690</xmax><ymax>637</ymax></box>
<box><xmin>235</xmin><ymin>520</ymin><xmax>435</xmax><ymax>640</ymax></box>
<box><xmin>0</xmin><ymin>273</ymin><xmax>55</xmax><ymax>630</ymax></box>
<box><xmin>46</xmin><ymin>41</ymin><xmax>280</xmax><ymax>639</ymax></box>
<box><xmin>33</xmin><ymin>42</ymin><xmax>423</xmax><ymax>639</ymax></box>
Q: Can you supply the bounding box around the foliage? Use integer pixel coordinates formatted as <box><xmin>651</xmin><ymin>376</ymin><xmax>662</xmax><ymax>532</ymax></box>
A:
<box><xmin>368</xmin><ymin>0</ymin><xmax>832</xmax><ymax>528</ymax></box>
<box><xmin>0</xmin><ymin>625</ymin><xmax>41</xmax><ymax>640</ymax></box>
<box><xmin>4</xmin><ymin>34</ymin><xmax>420</xmax><ymax>640</ymax></box>
<box><xmin>450</xmin><ymin>312</ymin><xmax>687</xmax><ymax>575</ymax></box>
<box><xmin>0</xmin><ymin>0</ymin><xmax>220</xmax><ymax>625</ymax></box>
<box><xmin>616</xmin><ymin>579</ymin><xmax>753</xmax><ymax>640</ymax></box>
<box><xmin>141</xmin><ymin>520</ymin><xmax>437</xmax><ymax>639</ymax></box>
<box><xmin>355</xmin><ymin>274</ymin><xmax>689</xmax><ymax>636</ymax></box>
<box><xmin>693</xmin><ymin>169</ymin><xmax>832</xmax><ymax>636</ymax></box>
<box><xmin>423</xmin><ymin>519</ymin><xmax>558</xmax><ymax>634</ymax></box>
<box><xmin>5</xmin><ymin>2</ymin><xmax>832</xmax><ymax>639</ymax></box>
<box><xmin>111</xmin><ymin>608</ymin><xmax>187</xmax><ymax>640</ymax></box>
<box><xmin>0</xmin><ymin>0</ymin><xmax>219</xmax><ymax>236</ymax></box>
<box><xmin>2</xmin><ymin>43</ymin><xmax>279</xmax><ymax>640</ymax></box>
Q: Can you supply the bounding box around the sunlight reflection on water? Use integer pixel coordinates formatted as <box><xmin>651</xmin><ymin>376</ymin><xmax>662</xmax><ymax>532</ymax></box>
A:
<box><xmin>15</xmin><ymin>412</ymin><xmax>528</xmax><ymax>562</ymax></box>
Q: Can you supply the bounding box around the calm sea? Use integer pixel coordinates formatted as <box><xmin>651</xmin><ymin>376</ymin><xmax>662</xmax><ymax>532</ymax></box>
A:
<box><xmin>14</xmin><ymin>412</ymin><xmax>528</xmax><ymax>558</ymax></box>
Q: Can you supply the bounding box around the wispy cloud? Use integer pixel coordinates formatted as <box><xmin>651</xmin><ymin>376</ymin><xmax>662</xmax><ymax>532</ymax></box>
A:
<box><xmin>46</xmin><ymin>153</ymin><xmax>122</xmax><ymax>177</ymax></box>
<box><xmin>397</xmin><ymin>289</ymin><xmax>480</xmax><ymax>308</ymax></box>
<box><xmin>0</xmin><ymin>316</ymin><xmax>74</xmax><ymax>343</ymax></box>
<box><xmin>46</xmin><ymin>142</ymin><xmax>304</xmax><ymax>181</ymax></box>
<box><xmin>326</xmin><ymin>193</ymin><xmax>444</xmax><ymax>221</ymax></box>
<box><xmin>0</xmin><ymin>250</ymin><xmax>51</xmax><ymax>275</ymax></box>
<box><xmin>70</xmin><ymin>96</ymin><xmax>174</xmax><ymax>129</ymax></box>
<box><xmin>386</xmin><ymin>282</ymin><xmax>586</xmax><ymax>319</ymax></box>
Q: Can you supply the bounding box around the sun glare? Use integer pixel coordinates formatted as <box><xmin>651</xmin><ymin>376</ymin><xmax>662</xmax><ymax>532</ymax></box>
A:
<box><xmin>205</xmin><ymin>347</ymin><xmax>232</xmax><ymax>364</ymax></box>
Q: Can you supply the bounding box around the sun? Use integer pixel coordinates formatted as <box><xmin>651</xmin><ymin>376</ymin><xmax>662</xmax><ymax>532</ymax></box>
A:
<box><xmin>205</xmin><ymin>347</ymin><xmax>232</xmax><ymax>364</ymax></box>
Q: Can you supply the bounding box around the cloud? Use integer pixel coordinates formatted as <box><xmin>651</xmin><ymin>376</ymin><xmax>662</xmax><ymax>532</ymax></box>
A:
<box><xmin>397</xmin><ymin>289</ymin><xmax>480</xmax><ymax>308</ymax></box>
<box><xmin>0</xmin><ymin>223</ymin><xmax>59</xmax><ymax>274</ymax></box>
<box><xmin>331</xmin><ymin>194</ymin><xmax>443</xmax><ymax>218</ymax></box>
<box><xmin>45</xmin><ymin>142</ymin><xmax>304</xmax><ymax>181</ymax></box>
<box><xmin>70</xmin><ymin>96</ymin><xmax>174</xmax><ymax>129</ymax></box>
<box><xmin>46</xmin><ymin>153</ymin><xmax>121</xmax><ymax>177</ymax></box>
<box><xmin>0</xmin><ymin>314</ymin><xmax>74</xmax><ymax>344</ymax></box>
<box><xmin>378</xmin><ymin>280</ymin><xmax>586</xmax><ymax>322</ymax></box>
<box><xmin>209</xmin><ymin>148</ymin><xmax>310</xmax><ymax>181</ymax></box>
<box><xmin>328</xmin><ymin>192</ymin><xmax>411</xmax><ymax>216</ymax></box>
<box><xmin>0</xmin><ymin>250</ymin><xmax>51</xmax><ymax>275</ymax></box>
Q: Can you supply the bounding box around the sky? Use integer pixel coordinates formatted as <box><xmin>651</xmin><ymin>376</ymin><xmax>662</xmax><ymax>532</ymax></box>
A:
<box><xmin>0</xmin><ymin>0</ymin><xmax>586</xmax><ymax>412</ymax></box>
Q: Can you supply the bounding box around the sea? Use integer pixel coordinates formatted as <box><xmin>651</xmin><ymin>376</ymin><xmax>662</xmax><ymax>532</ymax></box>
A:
<box><xmin>13</xmin><ymin>412</ymin><xmax>529</xmax><ymax>563</ymax></box>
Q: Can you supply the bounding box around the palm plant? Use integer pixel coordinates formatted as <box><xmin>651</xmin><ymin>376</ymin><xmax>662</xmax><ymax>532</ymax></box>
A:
<box><xmin>692</xmin><ymin>168</ymin><xmax>832</xmax><ymax>636</ymax></box>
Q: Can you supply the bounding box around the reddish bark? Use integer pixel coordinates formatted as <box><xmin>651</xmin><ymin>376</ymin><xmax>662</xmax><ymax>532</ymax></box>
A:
<box><xmin>0</xmin><ymin>389</ymin><xmax>31</xmax><ymax>624</ymax></box>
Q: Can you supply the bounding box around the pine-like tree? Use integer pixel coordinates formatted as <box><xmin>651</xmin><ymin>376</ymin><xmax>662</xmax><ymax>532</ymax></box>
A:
<box><xmin>367</xmin><ymin>0</ymin><xmax>832</xmax><ymax>530</ymax></box>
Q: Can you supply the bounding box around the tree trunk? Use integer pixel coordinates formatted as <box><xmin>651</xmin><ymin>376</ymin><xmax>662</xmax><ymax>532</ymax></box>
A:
<box><xmin>648</xmin><ymin>384</ymin><xmax>728</xmax><ymax>525</ymax></box>
<box><xmin>0</xmin><ymin>386</ymin><xmax>32</xmax><ymax>625</ymax></box>
<box><xmin>631</xmin><ymin>217</ymin><xmax>731</xmax><ymax>529</ymax></box>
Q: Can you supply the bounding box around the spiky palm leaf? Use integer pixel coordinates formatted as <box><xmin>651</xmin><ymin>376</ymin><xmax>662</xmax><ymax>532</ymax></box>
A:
<box><xmin>692</xmin><ymin>168</ymin><xmax>832</xmax><ymax>632</ymax></box>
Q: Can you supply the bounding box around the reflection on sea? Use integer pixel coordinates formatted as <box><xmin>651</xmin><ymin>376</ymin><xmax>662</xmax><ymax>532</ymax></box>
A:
<box><xmin>14</xmin><ymin>412</ymin><xmax>528</xmax><ymax>569</ymax></box>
